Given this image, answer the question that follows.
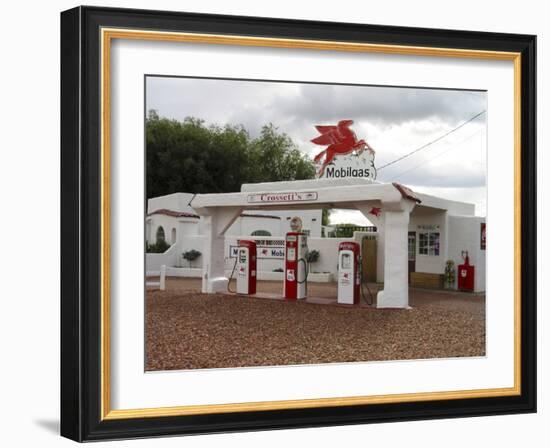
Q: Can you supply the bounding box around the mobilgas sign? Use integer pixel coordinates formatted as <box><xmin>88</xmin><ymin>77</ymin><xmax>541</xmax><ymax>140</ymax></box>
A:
<box><xmin>230</xmin><ymin>245</ymin><xmax>284</xmax><ymax>259</ymax></box>
<box><xmin>318</xmin><ymin>150</ymin><xmax>377</xmax><ymax>180</ymax></box>
<box><xmin>325</xmin><ymin>164</ymin><xmax>375</xmax><ymax>179</ymax></box>
<box><xmin>311</xmin><ymin>120</ymin><xmax>377</xmax><ymax>180</ymax></box>
<box><xmin>247</xmin><ymin>191</ymin><xmax>318</xmax><ymax>204</ymax></box>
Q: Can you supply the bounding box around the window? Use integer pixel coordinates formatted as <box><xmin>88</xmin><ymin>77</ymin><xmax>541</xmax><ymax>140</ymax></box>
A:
<box><xmin>418</xmin><ymin>232</ymin><xmax>440</xmax><ymax>256</ymax></box>
<box><xmin>145</xmin><ymin>219</ymin><xmax>152</xmax><ymax>242</ymax></box>
<box><xmin>251</xmin><ymin>230</ymin><xmax>272</xmax><ymax>236</ymax></box>
<box><xmin>156</xmin><ymin>226</ymin><xmax>165</xmax><ymax>244</ymax></box>
<box><xmin>171</xmin><ymin>227</ymin><xmax>177</xmax><ymax>244</ymax></box>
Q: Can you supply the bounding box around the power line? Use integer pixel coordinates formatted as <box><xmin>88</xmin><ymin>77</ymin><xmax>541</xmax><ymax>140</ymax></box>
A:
<box><xmin>389</xmin><ymin>128</ymin><xmax>484</xmax><ymax>182</ymax></box>
<box><xmin>377</xmin><ymin>110</ymin><xmax>486</xmax><ymax>171</ymax></box>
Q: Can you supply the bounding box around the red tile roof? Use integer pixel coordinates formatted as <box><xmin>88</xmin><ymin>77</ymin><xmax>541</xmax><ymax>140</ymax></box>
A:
<box><xmin>392</xmin><ymin>182</ymin><xmax>422</xmax><ymax>204</ymax></box>
<box><xmin>240</xmin><ymin>213</ymin><xmax>281</xmax><ymax>220</ymax></box>
<box><xmin>148</xmin><ymin>210</ymin><xmax>282</xmax><ymax>220</ymax></box>
<box><xmin>147</xmin><ymin>209</ymin><xmax>200</xmax><ymax>219</ymax></box>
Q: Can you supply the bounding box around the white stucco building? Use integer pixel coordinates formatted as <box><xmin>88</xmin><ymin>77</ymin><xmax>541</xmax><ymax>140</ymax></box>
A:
<box><xmin>146</xmin><ymin>192</ymin><xmax>323</xmax><ymax>243</ymax></box>
<box><xmin>146</xmin><ymin>179</ymin><xmax>486</xmax><ymax>307</ymax></box>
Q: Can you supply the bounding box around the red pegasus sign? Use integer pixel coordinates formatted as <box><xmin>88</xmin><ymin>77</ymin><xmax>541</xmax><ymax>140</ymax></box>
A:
<box><xmin>311</xmin><ymin>120</ymin><xmax>374</xmax><ymax>175</ymax></box>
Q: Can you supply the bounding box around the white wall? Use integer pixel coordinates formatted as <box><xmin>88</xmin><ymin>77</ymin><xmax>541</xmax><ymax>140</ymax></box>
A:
<box><xmin>448</xmin><ymin>215</ymin><xmax>487</xmax><ymax>292</ymax></box>
<box><xmin>147</xmin><ymin>192</ymin><xmax>197</xmax><ymax>214</ymax></box>
<box><xmin>146</xmin><ymin>243</ymin><xmax>179</xmax><ymax>271</ymax></box>
<box><xmin>416</xmin><ymin>192</ymin><xmax>476</xmax><ymax>216</ymax></box>
<box><xmin>146</xmin><ymin>233</ymin><xmax>361</xmax><ymax>276</ymax></box>
<box><xmin>147</xmin><ymin>202</ymin><xmax>323</xmax><ymax>240</ymax></box>
<box><xmin>146</xmin><ymin>214</ymin><xmax>200</xmax><ymax>246</ymax></box>
<box><xmin>225</xmin><ymin>214</ymin><xmax>282</xmax><ymax>237</ymax></box>
<box><xmin>225</xmin><ymin>209</ymin><xmax>323</xmax><ymax>237</ymax></box>
<box><xmin>409</xmin><ymin>208</ymin><xmax>448</xmax><ymax>274</ymax></box>
<box><xmin>147</xmin><ymin>208</ymin><xmax>488</xmax><ymax>292</ymax></box>
<box><xmin>406</xmin><ymin>209</ymin><xmax>486</xmax><ymax>291</ymax></box>
<box><xmin>146</xmin><ymin>214</ymin><xmax>181</xmax><ymax>245</ymax></box>
<box><xmin>275</xmin><ymin>209</ymin><xmax>323</xmax><ymax>237</ymax></box>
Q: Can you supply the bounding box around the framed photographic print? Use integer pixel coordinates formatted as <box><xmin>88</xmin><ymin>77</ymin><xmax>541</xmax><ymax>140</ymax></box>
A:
<box><xmin>60</xmin><ymin>6</ymin><xmax>536</xmax><ymax>442</ymax></box>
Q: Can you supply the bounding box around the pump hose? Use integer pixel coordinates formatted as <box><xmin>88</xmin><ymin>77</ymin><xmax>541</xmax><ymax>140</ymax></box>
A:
<box><xmin>360</xmin><ymin>257</ymin><xmax>375</xmax><ymax>306</ymax></box>
<box><xmin>297</xmin><ymin>258</ymin><xmax>309</xmax><ymax>284</ymax></box>
<box><xmin>227</xmin><ymin>257</ymin><xmax>238</xmax><ymax>294</ymax></box>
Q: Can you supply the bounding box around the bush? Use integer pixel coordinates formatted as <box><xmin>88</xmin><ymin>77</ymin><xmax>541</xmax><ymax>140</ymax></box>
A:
<box><xmin>444</xmin><ymin>260</ymin><xmax>456</xmax><ymax>288</ymax></box>
<box><xmin>305</xmin><ymin>249</ymin><xmax>320</xmax><ymax>263</ymax></box>
<box><xmin>182</xmin><ymin>250</ymin><xmax>202</xmax><ymax>268</ymax></box>
<box><xmin>146</xmin><ymin>240</ymin><xmax>170</xmax><ymax>253</ymax></box>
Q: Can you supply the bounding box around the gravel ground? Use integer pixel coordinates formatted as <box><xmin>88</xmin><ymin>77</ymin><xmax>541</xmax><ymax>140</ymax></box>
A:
<box><xmin>146</xmin><ymin>278</ymin><xmax>485</xmax><ymax>371</ymax></box>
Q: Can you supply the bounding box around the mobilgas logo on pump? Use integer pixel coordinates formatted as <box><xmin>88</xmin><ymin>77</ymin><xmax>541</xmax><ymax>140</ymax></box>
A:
<box><xmin>311</xmin><ymin>120</ymin><xmax>377</xmax><ymax>180</ymax></box>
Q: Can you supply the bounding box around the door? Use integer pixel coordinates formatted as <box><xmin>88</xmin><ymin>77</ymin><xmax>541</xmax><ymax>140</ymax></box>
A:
<box><xmin>361</xmin><ymin>236</ymin><xmax>377</xmax><ymax>283</ymax></box>
<box><xmin>408</xmin><ymin>231</ymin><xmax>416</xmax><ymax>284</ymax></box>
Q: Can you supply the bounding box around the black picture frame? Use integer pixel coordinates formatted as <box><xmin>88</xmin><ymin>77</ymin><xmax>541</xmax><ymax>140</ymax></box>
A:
<box><xmin>61</xmin><ymin>6</ymin><xmax>536</xmax><ymax>442</ymax></box>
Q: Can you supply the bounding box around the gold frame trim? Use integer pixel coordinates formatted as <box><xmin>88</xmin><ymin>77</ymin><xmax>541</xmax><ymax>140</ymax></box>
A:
<box><xmin>100</xmin><ymin>28</ymin><xmax>522</xmax><ymax>421</ymax></box>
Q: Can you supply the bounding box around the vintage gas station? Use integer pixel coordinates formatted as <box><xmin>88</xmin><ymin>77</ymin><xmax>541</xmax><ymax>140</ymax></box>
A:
<box><xmin>149</xmin><ymin>120</ymin><xmax>485</xmax><ymax>309</ymax></box>
<box><xmin>192</xmin><ymin>178</ymin><xmax>425</xmax><ymax>308</ymax></box>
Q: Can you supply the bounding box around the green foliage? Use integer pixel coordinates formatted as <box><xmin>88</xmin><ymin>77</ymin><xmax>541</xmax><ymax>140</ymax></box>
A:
<box><xmin>444</xmin><ymin>260</ymin><xmax>456</xmax><ymax>288</ymax></box>
<box><xmin>182</xmin><ymin>249</ymin><xmax>202</xmax><ymax>268</ymax></box>
<box><xmin>328</xmin><ymin>223</ymin><xmax>377</xmax><ymax>238</ymax></box>
<box><xmin>146</xmin><ymin>240</ymin><xmax>170</xmax><ymax>253</ymax></box>
<box><xmin>306</xmin><ymin>249</ymin><xmax>320</xmax><ymax>263</ymax></box>
<box><xmin>146</xmin><ymin>112</ymin><xmax>316</xmax><ymax>197</ymax></box>
<box><xmin>322</xmin><ymin>209</ymin><xmax>331</xmax><ymax>226</ymax></box>
<box><xmin>329</xmin><ymin>224</ymin><xmax>358</xmax><ymax>238</ymax></box>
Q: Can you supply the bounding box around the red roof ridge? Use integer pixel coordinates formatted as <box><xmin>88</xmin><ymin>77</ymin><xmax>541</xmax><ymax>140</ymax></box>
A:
<box><xmin>392</xmin><ymin>182</ymin><xmax>422</xmax><ymax>204</ymax></box>
<box><xmin>240</xmin><ymin>213</ymin><xmax>281</xmax><ymax>220</ymax></box>
<box><xmin>147</xmin><ymin>209</ymin><xmax>200</xmax><ymax>218</ymax></box>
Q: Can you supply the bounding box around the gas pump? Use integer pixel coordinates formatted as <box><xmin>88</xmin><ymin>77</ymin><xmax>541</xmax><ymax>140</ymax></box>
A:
<box><xmin>457</xmin><ymin>250</ymin><xmax>475</xmax><ymax>292</ymax></box>
<box><xmin>283</xmin><ymin>232</ymin><xmax>308</xmax><ymax>300</ymax></box>
<box><xmin>234</xmin><ymin>240</ymin><xmax>257</xmax><ymax>295</ymax></box>
<box><xmin>337</xmin><ymin>242</ymin><xmax>361</xmax><ymax>304</ymax></box>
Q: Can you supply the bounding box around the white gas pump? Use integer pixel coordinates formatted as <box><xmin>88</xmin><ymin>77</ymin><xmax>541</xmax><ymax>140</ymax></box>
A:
<box><xmin>337</xmin><ymin>241</ymin><xmax>361</xmax><ymax>304</ymax></box>
<box><xmin>234</xmin><ymin>240</ymin><xmax>257</xmax><ymax>295</ymax></box>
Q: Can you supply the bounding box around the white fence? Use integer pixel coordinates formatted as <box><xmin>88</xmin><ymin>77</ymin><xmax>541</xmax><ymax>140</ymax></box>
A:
<box><xmin>146</xmin><ymin>233</ymin><xmax>378</xmax><ymax>280</ymax></box>
<box><xmin>146</xmin><ymin>264</ymin><xmax>166</xmax><ymax>290</ymax></box>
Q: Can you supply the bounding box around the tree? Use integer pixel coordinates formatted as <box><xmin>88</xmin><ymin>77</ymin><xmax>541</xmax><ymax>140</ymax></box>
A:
<box><xmin>329</xmin><ymin>223</ymin><xmax>362</xmax><ymax>238</ymax></box>
<box><xmin>246</xmin><ymin>124</ymin><xmax>315</xmax><ymax>184</ymax></box>
<box><xmin>305</xmin><ymin>249</ymin><xmax>320</xmax><ymax>264</ymax></box>
<box><xmin>182</xmin><ymin>250</ymin><xmax>202</xmax><ymax>268</ymax></box>
<box><xmin>146</xmin><ymin>113</ymin><xmax>315</xmax><ymax>198</ymax></box>
<box><xmin>322</xmin><ymin>209</ymin><xmax>331</xmax><ymax>226</ymax></box>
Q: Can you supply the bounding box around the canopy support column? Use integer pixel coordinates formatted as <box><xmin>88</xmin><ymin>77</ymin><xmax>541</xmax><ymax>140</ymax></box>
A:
<box><xmin>357</xmin><ymin>197</ymin><xmax>416</xmax><ymax>308</ymax></box>
<box><xmin>377</xmin><ymin>208</ymin><xmax>412</xmax><ymax>308</ymax></box>
<box><xmin>197</xmin><ymin>207</ymin><xmax>242</xmax><ymax>293</ymax></box>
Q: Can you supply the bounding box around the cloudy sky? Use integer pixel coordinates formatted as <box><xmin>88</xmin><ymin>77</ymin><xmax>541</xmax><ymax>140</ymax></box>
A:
<box><xmin>146</xmin><ymin>76</ymin><xmax>487</xmax><ymax>225</ymax></box>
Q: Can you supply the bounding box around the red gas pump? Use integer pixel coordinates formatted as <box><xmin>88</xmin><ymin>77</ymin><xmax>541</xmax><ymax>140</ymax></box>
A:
<box><xmin>457</xmin><ymin>250</ymin><xmax>475</xmax><ymax>292</ymax></box>
<box><xmin>337</xmin><ymin>242</ymin><xmax>361</xmax><ymax>305</ymax></box>
<box><xmin>283</xmin><ymin>232</ymin><xmax>308</xmax><ymax>300</ymax></box>
<box><xmin>235</xmin><ymin>240</ymin><xmax>257</xmax><ymax>295</ymax></box>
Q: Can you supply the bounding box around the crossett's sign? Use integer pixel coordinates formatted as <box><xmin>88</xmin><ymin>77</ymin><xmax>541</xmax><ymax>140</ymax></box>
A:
<box><xmin>247</xmin><ymin>191</ymin><xmax>318</xmax><ymax>203</ymax></box>
<box><xmin>311</xmin><ymin>120</ymin><xmax>377</xmax><ymax>180</ymax></box>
